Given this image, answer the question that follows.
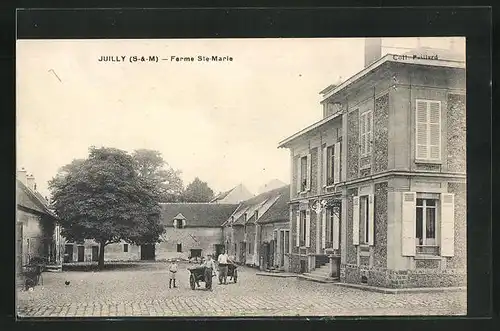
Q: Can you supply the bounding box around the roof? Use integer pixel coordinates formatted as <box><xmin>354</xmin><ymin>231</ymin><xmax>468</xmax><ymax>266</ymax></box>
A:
<box><xmin>257</xmin><ymin>186</ymin><xmax>290</xmax><ymax>224</ymax></box>
<box><xmin>228</xmin><ymin>185</ymin><xmax>290</xmax><ymax>226</ymax></box>
<box><xmin>17</xmin><ymin>180</ymin><xmax>57</xmax><ymax>219</ymax></box>
<box><xmin>278</xmin><ymin>51</ymin><xmax>465</xmax><ymax>148</ymax></box>
<box><xmin>210</xmin><ymin>183</ymin><xmax>255</xmax><ymax>204</ymax></box>
<box><xmin>160</xmin><ymin>203</ymin><xmax>238</xmax><ymax>227</ymax></box>
<box><xmin>210</xmin><ymin>189</ymin><xmax>232</xmax><ymax>202</ymax></box>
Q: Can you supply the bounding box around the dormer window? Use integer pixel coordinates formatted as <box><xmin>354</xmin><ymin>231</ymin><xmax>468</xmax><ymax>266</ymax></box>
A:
<box><xmin>176</xmin><ymin>219</ymin><xmax>184</xmax><ymax>229</ymax></box>
<box><xmin>173</xmin><ymin>213</ymin><xmax>186</xmax><ymax>229</ymax></box>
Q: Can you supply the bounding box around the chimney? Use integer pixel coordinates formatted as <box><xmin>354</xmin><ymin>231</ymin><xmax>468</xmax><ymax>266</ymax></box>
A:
<box><xmin>26</xmin><ymin>174</ymin><xmax>36</xmax><ymax>191</ymax></box>
<box><xmin>17</xmin><ymin>168</ymin><xmax>27</xmax><ymax>185</ymax></box>
<box><xmin>364</xmin><ymin>38</ymin><xmax>382</xmax><ymax>68</ymax></box>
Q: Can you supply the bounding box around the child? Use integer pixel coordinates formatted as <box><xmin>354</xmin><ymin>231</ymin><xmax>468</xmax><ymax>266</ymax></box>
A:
<box><xmin>169</xmin><ymin>259</ymin><xmax>178</xmax><ymax>288</ymax></box>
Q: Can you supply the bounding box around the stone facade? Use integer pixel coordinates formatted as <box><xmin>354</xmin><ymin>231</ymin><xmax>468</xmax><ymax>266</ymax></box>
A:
<box><xmin>447</xmin><ymin>94</ymin><xmax>466</xmax><ymax>173</ymax></box>
<box><xmin>310</xmin><ymin>147</ymin><xmax>319</xmax><ymax>194</ymax></box>
<box><xmin>374</xmin><ymin>93</ymin><xmax>389</xmax><ymax>173</ymax></box>
<box><xmin>446</xmin><ymin>182</ymin><xmax>467</xmax><ymax>270</ymax></box>
<box><xmin>345</xmin><ymin>189</ymin><xmax>357</xmax><ymax>265</ymax></box>
<box><xmin>373</xmin><ymin>182</ymin><xmax>388</xmax><ymax>268</ymax></box>
<box><xmin>347</xmin><ymin>109</ymin><xmax>359</xmax><ymax>181</ymax></box>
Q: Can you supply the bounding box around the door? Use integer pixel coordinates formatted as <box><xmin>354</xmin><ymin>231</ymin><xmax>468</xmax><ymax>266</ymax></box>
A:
<box><xmin>269</xmin><ymin>240</ymin><xmax>275</xmax><ymax>267</ymax></box>
<box><xmin>91</xmin><ymin>246</ymin><xmax>99</xmax><ymax>262</ymax></box>
<box><xmin>16</xmin><ymin>223</ymin><xmax>23</xmax><ymax>269</ymax></box>
<box><xmin>280</xmin><ymin>231</ymin><xmax>285</xmax><ymax>266</ymax></box>
<box><xmin>140</xmin><ymin>244</ymin><xmax>155</xmax><ymax>260</ymax></box>
<box><xmin>239</xmin><ymin>242</ymin><xmax>246</xmax><ymax>264</ymax></box>
<box><xmin>214</xmin><ymin>244</ymin><xmax>225</xmax><ymax>258</ymax></box>
<box><xmin>64</xmin><ymin>244</ymin><xmax>74</xmax><ymax>263</ymax></box>
<box><xmin>77</xmin><ymin>245</ymin><xmax>85</xmax><ymax>262</ymax></box>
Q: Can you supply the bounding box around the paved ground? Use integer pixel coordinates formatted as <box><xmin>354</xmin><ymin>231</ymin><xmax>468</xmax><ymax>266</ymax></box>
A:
<box><xmin>17</xmin><ymin>262</ymin><xmax>466</xmax><ymax>317</ymax></box>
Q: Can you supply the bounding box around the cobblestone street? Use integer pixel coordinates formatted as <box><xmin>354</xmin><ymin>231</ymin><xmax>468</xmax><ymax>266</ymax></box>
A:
<box><xmin>17</xmin><ymin>262</ymin><xmax>466</xmax><ymax>317</ymax></box>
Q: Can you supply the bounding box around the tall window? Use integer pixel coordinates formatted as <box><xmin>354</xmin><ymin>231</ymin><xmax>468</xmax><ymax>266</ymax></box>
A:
<box><xmin>360</xmin><ymin>110</ymin><xmax>373</xmax><ymax>156</ymax></box>
<box><xmin>300</xmin><ymin>156</ymin><xmax>308</xmax><ymax>191</ymax></box>
<box><xmin>300</xmin><ymin>210</ymin><xmax>307</xmax><ymax>244</ymax></box>
<box><xmin>326</xmin><ymin>208</ymin><xmax>334</xmax><ymax>243</ymax></box>
<box><xmin>416</xmin><ymin>198</ymin><xmax>438</xmax><ymax>249</ymax></box>
<box><xmin>416</xmin><ymin>100</ymin><xmax>441</xmax><ymax>161</ymax></box>
<box><xmin>285</xmin><ymin>230</ymin><xmax>290</xmax><ymax>253</ymax></box>
<box><xmin>360</xmin><ymin>196</ymin><xmax>370</xmax><ymax>244</ymax></box>
<box><xmin>326</xmin><ymin>146</ymin><xmax>335</xmax><ymax>185</ymax></box>
<box><xmin>177</xmin><ymin>243</ymin><xmax>182</xmax><ymax>252</ymax></box>
<box><xmin>123</xmin><ymin>244</ymin><xmax>128</xmax><ymax>252</ymax></box>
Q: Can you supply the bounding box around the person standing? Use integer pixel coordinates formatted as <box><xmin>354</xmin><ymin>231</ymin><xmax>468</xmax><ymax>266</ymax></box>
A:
<box><xmin>217</xmin><ymin>250</ymin><xmax>229</xmax><ymax>285</ymax></box>
<box><xmin>169</xmin><ymin>259</ymin><xmax>178</xmax><ymax>288</ymax></box>
<box><xmin>202</xmin><ymin>254</ymin><xmax>216</xmax><ymax>291</ymax></box>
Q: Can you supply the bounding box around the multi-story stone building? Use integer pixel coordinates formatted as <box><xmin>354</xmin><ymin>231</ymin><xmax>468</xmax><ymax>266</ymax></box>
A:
<box><xmin>278</xmin><ymin>39</ymin><xmax>466</xmax><ymax>288</ymax></box>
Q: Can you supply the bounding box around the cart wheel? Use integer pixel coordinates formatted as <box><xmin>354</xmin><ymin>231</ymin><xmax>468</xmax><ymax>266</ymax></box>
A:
<box><xmin>189</xmin><ymin>274</ymin><xmax>195</xmax><ymax>290</ymax></box>
<box><xmin>233</xmin><ymin>270</ymin><xmax>238</xmax><ymax>283</ymax></box>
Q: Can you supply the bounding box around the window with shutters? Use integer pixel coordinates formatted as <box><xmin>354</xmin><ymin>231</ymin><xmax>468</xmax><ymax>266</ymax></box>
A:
<box><xmin>300</xmin><ymin>156</ymin><xmax>308</xmax><ymax>191</ymax></box>
<box><xmin>416</xmin><ymin>100</ymin><xmax>441</xmax><ymax>162</ymax></box>
<box><xmin>359</xmin><ymin>196</ymin><xmax>370</xmax><ymax>244</ymax></box>
<box><xmin>416</xmin><ymin>198</ymin><xmax>439</xmax><ymax>255</ymax></box>
<box><xmin>299</xmin><ymin>210</ymin><xmax>306</xmax><ymax>246</ymax></box>
<box><xmin>359</xmin><ymin>110</ymin><xmax>373</xmax><ymax>156</ymax></box>
<box><xmin>326</xmin><ymin>146</ymin><xmax>335</xmax><ymax>185</ymax></box>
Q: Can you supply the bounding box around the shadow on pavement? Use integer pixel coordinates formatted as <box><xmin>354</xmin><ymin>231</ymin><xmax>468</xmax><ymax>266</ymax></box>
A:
<box><xmin>62</xmin><ymin>261</ymin><xmax>160</xmax><ymax>272</ymax></box>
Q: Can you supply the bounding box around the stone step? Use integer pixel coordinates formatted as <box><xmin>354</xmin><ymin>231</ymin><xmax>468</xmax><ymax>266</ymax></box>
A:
<box><xmin>310</xmin><ymin>270</ymin><xmax>332</xmax><ymax>277</ymax></box>
<box><xmin>297</xmin><ymin>273</ymin><xmax>339</xmax><ymax>283</ymax></box>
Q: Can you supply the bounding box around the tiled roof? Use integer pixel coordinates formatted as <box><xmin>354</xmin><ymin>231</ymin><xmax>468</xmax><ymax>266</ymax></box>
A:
<box><xmin>228</xmin><ymin>185</ymin><xmax>290</xmax><ymax>226</ymax></box>
<box><xmin>17</xmin><ymin>180</ymin><xmax>57</xmax><ymax>218</ymax></box>
<box><xmin>210</xmin><ymin>189</ymin><xmax>233</xmax><ymax>202</ymax></box>
<box><xmin>257</xmin><ymin>185</ymin><xmax>290</xmax><ymax>224</ymax></box>
<box><xmin>160</xmin><ymin>203</ymin><xmax>239</xmax><ymax>227</ymax></box>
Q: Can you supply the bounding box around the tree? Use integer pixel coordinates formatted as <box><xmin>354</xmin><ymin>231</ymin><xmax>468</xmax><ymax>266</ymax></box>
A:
<box><xmin>49</xmin><ymin>147</ymin><xmax>165</xmax><ymax>269</ymax></box>
<box><xmin>132</xmin><ymin>149</ymin><xmax>184</xmax><ymax>202</ymax></box>
<box><xmin>182</xmin><ymin>177</ymin><xmax>215</xmax><ymax>202</ymax></box>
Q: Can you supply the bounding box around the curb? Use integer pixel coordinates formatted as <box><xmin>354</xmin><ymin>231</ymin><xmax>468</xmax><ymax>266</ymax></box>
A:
<box><xmin>256</xmin><ymin>272</ymin><xmax>297</xmax><ymax>278</ymax></box>
<box><xmin>330</xmin><ymin>282</ymin><xmax>467</xmax><ymax>294</ymax></box>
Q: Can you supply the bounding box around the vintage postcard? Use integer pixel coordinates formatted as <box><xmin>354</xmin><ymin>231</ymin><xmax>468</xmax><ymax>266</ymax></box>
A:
<box><xmin>16</xmin><ymin>37</ymin><xmax>466</xmax><ymax>317</ymax></box>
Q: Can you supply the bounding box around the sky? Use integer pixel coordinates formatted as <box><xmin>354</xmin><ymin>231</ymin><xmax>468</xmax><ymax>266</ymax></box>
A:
<box><xmin>16</xmin><ymin>37</ymin><xmax>463</xmax><ymax>198</ymax></box>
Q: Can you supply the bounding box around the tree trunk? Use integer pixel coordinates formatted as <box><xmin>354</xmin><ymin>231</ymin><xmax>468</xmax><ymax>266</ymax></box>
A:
<box><xmin>98</xmin><ymin>242</ymin><xmax>106</xmax><ymax>270</ymax></box>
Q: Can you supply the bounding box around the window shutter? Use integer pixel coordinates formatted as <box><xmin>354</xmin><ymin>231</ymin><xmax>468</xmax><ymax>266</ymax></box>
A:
<box><xmin>334</xmin><ymin>142</ymin><xmax>341</xmax><ymax>184</ymax></box>
<box><xmin>352</xmin><ymin>196</ymin><xmax>360</xmax><ymax>245</ymax></box>
<box><xmin>359</xmin><ymin>113</ymin><xmax>365</xmax><ymax>155</ymax></box>
<box><xmin>322</xmin><ymin>146</ymin><xmax>328</xmax><ymax>186</ymax></box>
<box><xmin>297</xmin><ymin>158</ymin><xmax>302</xmax><ymax>193</ymax></box>
<box><xmin>416</xmin><ymin>100</ymin><xmax>429</xmax><ymax>159</ymax></box>
<box><xmin>367</xmin><ymin>111</ymin><xmax>372</xmax><ymax>154</ymax></box>
<box><xmin>429</xmin><ymin>101</ymin><xmax>441</xmax><ymax>160</ymax></box>
<box><xmin>321</xmin><ymin>209</ymin><xmax>326</xmax><ymax>249</ymax></box>
<box><xmin>305</xmin><ymin>210</ymin><xmax>311</xmax><ymax>247</ymax></box>
<box><xmin>440</xmin><ymin>193</ymin><xmax>455</xmax><ymax>257</ymax></box>
<box><xmin>182</xmin><ymin>219</ymin><xmax>186</xmax><ymax>228</ymax></box>
<box><xmin>368</xmin><ymin>194</ymin><xmax>375</xmax><ymax>246</ymax></box>
<box><xmin>402</xmin><ymin>192</ymin><xmax>417</xmax><ymax>256</ymax></box>
<box><xmin>296</xmin><ymin>212</ymin><xmax>300</xmax><ymax>247</ymax></box>
<box><xmin>306</xmin><ymin>154</ymin><xmax>312</xmax><ymax>191</ymax></box>
<box><xmin>332</xmin><ymin>209</ymin><xmax>340</xmax><ymax>250</ymax></box>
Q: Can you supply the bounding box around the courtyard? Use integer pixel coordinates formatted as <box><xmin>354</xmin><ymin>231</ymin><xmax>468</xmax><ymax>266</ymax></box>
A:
<box><xmin>17</xmin><ymin>262</ymin><xmax>466</xmax><ymax>317</ymax></box>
